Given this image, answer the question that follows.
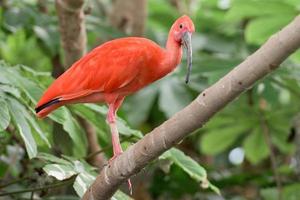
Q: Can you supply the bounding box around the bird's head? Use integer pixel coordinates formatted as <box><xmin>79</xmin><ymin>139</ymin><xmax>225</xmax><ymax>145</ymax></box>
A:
<box><xmin>172</xmin><ymin>15</ymin><xmax>195</xmax><ymax>83</ymax></box>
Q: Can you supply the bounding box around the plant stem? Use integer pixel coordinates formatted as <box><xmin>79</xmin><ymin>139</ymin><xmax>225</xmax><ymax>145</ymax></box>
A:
<box><xmin>0</xmin><ymin>176</ymin><xmax>75</xmax><ymax>197</ymax></box>
<box><xmin>259</xmin><ymin>107</ymin><xmax>282</xmax><ymax>200</ymax></box>
<box><xmin>0</xmin><ymin>177</ymin><xmax>29</xmax><ymax>189</ymax></box>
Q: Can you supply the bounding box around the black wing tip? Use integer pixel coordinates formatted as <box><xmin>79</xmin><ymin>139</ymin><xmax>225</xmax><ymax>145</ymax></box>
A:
<box><xmin>35</xmin><ymin>98</ymin><xmax>61</xmax><ymax>114</ymax></box>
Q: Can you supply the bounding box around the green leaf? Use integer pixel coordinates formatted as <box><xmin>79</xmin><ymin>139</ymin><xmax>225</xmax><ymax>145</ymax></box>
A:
<box><xmin>261</xmin><ymin>183</ymin><xmax>300</xmax><ymax>200</ymax></box>
<box><xmin>42</xmin><ymin>157</ymin><xmax>100</xmax><ymax>198</ymax></box>
<box><xmin>160</xmin><ymin>148</ymin><xmax>219</xmax><ymax>194</ymax></box>
<box><xmin>0</xmin><ymin>64</ymin><xmax>44</xmax><ymax>103</ymax></box>
<box><xmin>283</xmin><ymin>183</ymin><xmax>300</xmax><ymax>199</ymax></box>
<box><xmin>0</xmin><ymin>84</ymin><xmax>21</xmax><ymax>98</ymax></box>
<box><xmin>201</xmin><ymin>124</ymin><xmax>249</xmax><ymax>155</ymax></box>
<box><xmin>7</xmin><ymin>97</ymin><xmax>37</xmax><ymax>158</ymax></box>
<box><xmin>148</xmin><ymin>0</ymin><xmax>179</xmax><ymax>31</ymax></box>
<box><xmin>226</xmin><ymin>0</ymin><xmax>296</xmax><ymax>22</ymax></box>
<box><xmin>37</xmin><ymin>153</ymin><xmax>71</xmax><ymax>165</ymax></box>
<box><xmin>24</xmin><ymin>110</ymin><xmax>50</xmax><ymax>147</ymax></box>
<box><xmin>245</xmin><ymin>15</ymin><xmax>295</xmax><ymax>45</ymax></box>
<box><xmin>112</xmin><ymin>191</ymin><xmax>133</xmax><ymax>200</ymax></box>
<box><xmin>0</xmin><ymin>30</ymin><xmax>52</xmax><ymax>71</ymax></box>
<box><xmin>0</xmin><ymin>99</ymin><xmax>10</xmax><ymax>131</ymax></box>
<box><xmin>261</xmin><ymin>187</ymin><xmax>278</xmax><ymax>200</ymax></box>
<box><xmin>71</xmin><ymin>104</ymin><xmax>108</xmax><ymax>143</ymax></box>
<box><xmin>50</xmin><ymin>108</ymin><xmax>87</xmax><ymax>157</ymax></box>
<box><xmin>158</xmin><ymin>77</ymin><xmax>193</xmax><ymax>118</ymax></box>
<box><xmin>43</xmin><ymin>163</ymin><xmax>76</xmax><ymax>180</ymax></box>
<box><xmin>243</xmin><ymin>127</ymin><xmax>269</xmax><ymax>164</ymax></box>
<box><xmin>73</xmin><ymin>172</ymin><xmax>96</xmax><ymax>197</ymax></box>
<box><xmin>123</xmin><ymin>86</ymin><xmax>158</xmax><ymax>127</ymax></box>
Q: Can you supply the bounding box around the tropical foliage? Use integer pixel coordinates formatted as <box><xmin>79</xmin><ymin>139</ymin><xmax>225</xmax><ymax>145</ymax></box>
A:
<box><xmin>1</xmin><ymin>0</ymin><xmax>300</xmax><ymax>199</ymax></box>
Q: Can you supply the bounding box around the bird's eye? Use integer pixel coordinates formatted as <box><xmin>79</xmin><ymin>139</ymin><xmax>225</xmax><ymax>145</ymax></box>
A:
<box><xmin>179</xmin><ymin>24</ymin><xmax>183</xmax><ymax>29</ymax></box>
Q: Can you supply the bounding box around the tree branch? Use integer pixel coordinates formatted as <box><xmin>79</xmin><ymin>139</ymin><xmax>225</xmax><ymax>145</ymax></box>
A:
<box><xmin>55</xmin><ymin>0</ymin><xmax>106</xmax><ymax>167</ymax></box>
<box><xmin>0</xmin><ymin>176</ymin><xmax>75</xmax><ymax>197</ymax></box>
<box><xmin>55</xmin><ymin>0</ymin><xmax>87</xmax><ymax>67</ymax></box>
<box><xmin>82</xmin><ymin>15</ymin><xmax>300</xmax><ymax>200</ymax></box>
<box><xmin>109</xmin><ymin>0</ymin><xmax>147</xmax><ymax>36</ymax></box>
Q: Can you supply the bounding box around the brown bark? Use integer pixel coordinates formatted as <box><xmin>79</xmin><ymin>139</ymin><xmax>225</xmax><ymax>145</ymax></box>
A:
<box><xmin>55</xmin><ymin>0</ymin><xmax>87</xmax><ymax>67</ymax></box>
<box><xmin>55</xmin><ymin>0</ymin><xmax>105</xmax><ymax>167</ymax></box>
<box><xmin>109</xmin><ymin>0</ymin><xmax>147</xmax><ymax>36</ymax></box>
<box><xmin>169</xmin><ymin>0</ymin><xmax>190</xmax><ymax>14</ymax></box>
<box><xmin>82</xmin><ymin>15</ymin><xmax>300</xmax><ymax>200</ymax></box>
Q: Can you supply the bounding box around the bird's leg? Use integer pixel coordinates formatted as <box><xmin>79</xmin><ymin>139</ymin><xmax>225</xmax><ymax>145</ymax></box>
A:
<box><xmin>106</xmin><ymin>98</ymin><xmax>133</xmax><ymax>194</ymax></box>
<box><xmin>107</xmin><ymin>100</ymin><xmax>123</xmax><ymax>161</ymax></box>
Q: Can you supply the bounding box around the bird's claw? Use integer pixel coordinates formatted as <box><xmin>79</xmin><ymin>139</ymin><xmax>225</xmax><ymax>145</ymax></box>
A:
<box><xmin>108</xmin><ymin>151</ymin><xmax>123</xmax><ymax>166</ymax></box>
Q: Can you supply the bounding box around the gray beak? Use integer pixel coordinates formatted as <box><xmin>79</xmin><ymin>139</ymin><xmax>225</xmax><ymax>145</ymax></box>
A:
<box><xmin>182</xmin><ymin>31</ymin><xmax>192</xmax><ymax>84</ymax></box>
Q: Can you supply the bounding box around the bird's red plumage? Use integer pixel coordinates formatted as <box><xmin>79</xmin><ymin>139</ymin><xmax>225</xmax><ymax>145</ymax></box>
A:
<box><xmin>36</xmin><ymin>15</ymin><xmax>195</xmax><ymax>118</ymax></box>
<box><xmin>36</xmin><ymin>16</ymin><xmax>195</xmax><ymax>192</ymax></box>
<box><xmin>36</xmin><ymin>38</ymin><xmax>166</xmax><ymax>117</ymax></box>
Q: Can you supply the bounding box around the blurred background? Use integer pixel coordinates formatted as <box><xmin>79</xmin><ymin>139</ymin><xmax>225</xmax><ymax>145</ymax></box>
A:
<box><xmin>0</xmin><ymin>0</ymin><xmax>300</xmax><ymax>199</ymax></box>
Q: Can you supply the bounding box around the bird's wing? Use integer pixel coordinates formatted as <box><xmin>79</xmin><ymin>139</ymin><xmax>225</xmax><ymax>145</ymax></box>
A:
<box><xmin>36</xmin><ymin>37</ymin><xmax>162</xmax><ymax>108</ymax></box>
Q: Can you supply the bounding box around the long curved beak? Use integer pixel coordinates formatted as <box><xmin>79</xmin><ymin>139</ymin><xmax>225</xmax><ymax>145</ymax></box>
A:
<box><xmin>182</xmin><ymin>31</ymin><xmax>192</xmax><ymax>84</ymax></box>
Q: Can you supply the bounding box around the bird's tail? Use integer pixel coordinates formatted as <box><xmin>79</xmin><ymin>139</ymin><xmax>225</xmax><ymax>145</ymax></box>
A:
<box><xmin>35</xmin><ymin>98</ymin><xmax>62</xmax><ymax>118</ymax></box>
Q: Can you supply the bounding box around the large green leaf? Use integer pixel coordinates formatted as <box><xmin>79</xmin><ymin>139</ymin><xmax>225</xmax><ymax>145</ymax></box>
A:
<box><xmin>0</xmin><ymin>29</ymin><xmax>52</xmax><ymax>71</ymax></box>
<box><xmin>0</xmin><ymin>63</ymin><xmax>44</xmax><ymax>103</ymax></box>
<box><xmin>112</xmin><ymin>191</ymin><xmax>133</xmax><ymax>200</ymax></box>
<box><xmin>0</xmin><ymin>99</ymin><xmax>10</xmax><ymax>131</ymax></box>
<box><xmin>23</xmin><ymin>111</ymin><xmax>51</xmax><ymax>147</ymax></box>
<box><xmin>43</xmin><ymin>163</ymin><xmax>77</xmax><ymax>180</ymax></box>
<box><xmin>261</xmin><ymin>183</ymin><xmax>300</xmax><ymax>200</ymax></box>
<box><xmin>73</xmin><ymin>172</ymin><xmax>96</xmax><ymax>197</ymax></box>
<box><xmin>37</xmin><ymin>153</ymin><xmax>71</xmax><ymax>165</ymax></box>
<box><xmin>0</xmin><ymin>84</ymin><xmax>21</xmax><ymax>98</ymax></box>
<box><xmin>148</xmin><ymin>0</ymin><xmax>178</xmax><ymax>31</ymax></box>
<box><xmin>158</xmin><ymin>76</ymin><xmax>193</xmax><ymax>118</ymax></box>
<box><xmin>41</xmin><ymin>155</ymin><xmax>131</xmax><ymax>199</ymax></box>
<box><xmin>245</xmin><ymin>15</ymin><xmax>295</xmax><ymax>45</ymax></box>
<box><xmin>7</xmin><ymin>97</ymin><xmax>37</xmax><ymax>158</ymax></box>
<box><xmin>201</xmin><ymin>124</ymin><xmax>250</xmax><ymax>155</ymax></box>
<box><xmin>50</xmin><ymin>108</ymin><xmax>87</xmax><ymax>157</ymax></box>
<box><xmin>226</xmin><ymin>0</ymin><xmax>296</xmax><ymax>22</ymax></box>
<box><xmin>123</xmin><ymin>85</ymin><xmax>158</xmax><ymax>127</ymax></box>
<box><xmin>160</xmin><ymin>148</ymin><xmax>219</xmax><ymax>194</ymax></box>
<box><xmin>243</xmin><ymin>127</ymin><xmax>269</xmax><ymax>164</ymax></box>
<box><xmin>71</xmin><ymin>104</ymin><xmax>108</xmax><ymax>143</ymax></box>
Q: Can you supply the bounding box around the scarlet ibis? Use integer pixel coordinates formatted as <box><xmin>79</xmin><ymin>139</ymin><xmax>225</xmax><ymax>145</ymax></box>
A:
<box><xmin>35</xmin><ymin>15</ymin><xmax>194</xmax><ymax>192</ymax></box>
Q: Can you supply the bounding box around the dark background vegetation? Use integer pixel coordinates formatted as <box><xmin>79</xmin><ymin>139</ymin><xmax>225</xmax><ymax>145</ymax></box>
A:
<box><xmin>0</xmin><ymin>0</ymin><xmax>300</xmax><ymax>199</ymax></box>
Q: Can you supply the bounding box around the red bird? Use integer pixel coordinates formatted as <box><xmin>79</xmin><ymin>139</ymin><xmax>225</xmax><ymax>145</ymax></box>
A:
<box><xmin>36</xmin><ymin>15</ymin><xmax>194</xmax><ymax>192</ymax></box>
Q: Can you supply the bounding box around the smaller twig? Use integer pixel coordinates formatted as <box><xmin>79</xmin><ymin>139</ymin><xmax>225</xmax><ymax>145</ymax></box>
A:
<box><xmin>30</xmin><ymin>191</ymin><xmax>34</xmax><ymax>200</ymax></box>
<box><xmin>0</xmin><ymin>176</ymin><xmax>75</xmax><ymax>197</ymax></box>
<box><xmin>0</xmin><ymin>177</ymin><xmax>29</xmax><ymax>189</ymax></box>
<box><xmin>259</xmin><ymin>105</ymin><xmax>282</xmax><ymax>200</ymax></box>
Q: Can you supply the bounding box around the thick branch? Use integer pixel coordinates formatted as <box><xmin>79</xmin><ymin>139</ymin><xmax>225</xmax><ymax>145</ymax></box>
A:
<box><xmin>109</xmin><ymin>0</ymin><xmax>147</xmax><ymax>36</ymax></box>
<box><xmin>83</xmin><ymin>15</ymin><xmax>300</xmax><ymax>200</ymax></box>
<box><xmin>55</xmin><ymin>0</ymin><xmax>87</xmax><ymax>67</ymax></box>
<box><xmin>55</xmin><ymin>0</ymin><xmax>105</xmax><ymax>167</ymax></box>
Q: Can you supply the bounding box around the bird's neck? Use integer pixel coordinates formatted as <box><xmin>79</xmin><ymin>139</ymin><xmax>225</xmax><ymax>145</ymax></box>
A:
<box><xmin>162</xmin><ymin>33</ymin><xmax>182</xmax><ymax>74</ymax></box>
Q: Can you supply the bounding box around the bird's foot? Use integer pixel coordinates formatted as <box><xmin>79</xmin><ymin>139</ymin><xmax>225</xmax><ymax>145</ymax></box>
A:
<box><xmin>108</xmin><ymin>151</ymin><xmax>123</xmax><ymax>165</ymax></box>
